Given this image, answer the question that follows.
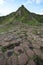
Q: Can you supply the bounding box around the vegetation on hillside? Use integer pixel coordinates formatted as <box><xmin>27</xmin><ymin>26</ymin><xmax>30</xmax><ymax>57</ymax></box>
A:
<box><xmin>0</xmin><ymin>5</ymin><xmax>43</xmax><ymax>32</ymax></box>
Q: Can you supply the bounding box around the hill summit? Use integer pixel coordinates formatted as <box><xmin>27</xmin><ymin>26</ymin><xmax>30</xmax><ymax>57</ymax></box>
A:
<box><xmin>0</xmin><ymin>5</ymin><xmax>43</xmax><ymax>25</ymax></box>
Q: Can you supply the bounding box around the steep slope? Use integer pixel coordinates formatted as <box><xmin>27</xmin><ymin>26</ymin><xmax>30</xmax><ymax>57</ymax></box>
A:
<box><xmin>0</xmin><ymin>5</ymin><xmax>40</xmax><ymax>25</ymax></box>
<box><xmin>14</xmin><ymin>5</ymin><xmax>39</xmax><ymax>25</ymax></box>
<box><xmin>0</xmin><ymin>5</ymin><xmax>43</xmax><ymax>33</ymax></box>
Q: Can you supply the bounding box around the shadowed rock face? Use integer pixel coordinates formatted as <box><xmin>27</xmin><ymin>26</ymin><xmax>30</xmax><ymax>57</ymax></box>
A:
<box><xmin>5</xmin><ymin>50</ymin><xmax>14</xmax><ymax>58</ymax></box>
<box><xmin>0</xmin><ymin>23</ymin><xmax>43</xmax><ymax>65</ymax></box>
<box><xmin>7</xmin><ymin>51</ymin><xmax>13</xmax><ymax>57</ymax></box>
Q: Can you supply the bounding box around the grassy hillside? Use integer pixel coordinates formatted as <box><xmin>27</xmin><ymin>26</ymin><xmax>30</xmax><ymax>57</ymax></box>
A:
<box><xmin>31</xmin><ymin>13</ymin><xmax>43</xmax><ymax>23</ymax></box>
<box><xmin>0</xmin><ymin>5</ymin><xmax>43</xmax><ymax>33</ymax></box>
<box><xmin>0</xmin><ymin>5</ymin><xmax>43</xmax><ymax>25</ymax></box>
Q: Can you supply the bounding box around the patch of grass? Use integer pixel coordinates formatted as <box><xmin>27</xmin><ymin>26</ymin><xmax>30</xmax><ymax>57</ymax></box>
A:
<box><xmin>40</xmin><ymin>46</ymin><xmax>43</xmax><ymax>53</ymax></box>
<box><xmin>1</xmin><ymin>46</ymin><xmax>7</xmax><ymax>53</ymax></box>
<box><xmin>33</xmin><ymin>55</ymin><xmax>43</xmax><ymax>65</ymax></box>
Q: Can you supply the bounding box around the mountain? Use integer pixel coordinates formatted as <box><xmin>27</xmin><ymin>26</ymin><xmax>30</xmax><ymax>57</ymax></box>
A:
<box><xmin>0</xmin><ymin>5</ymin><xmax>43</xmax><ymax>32</ymax></box>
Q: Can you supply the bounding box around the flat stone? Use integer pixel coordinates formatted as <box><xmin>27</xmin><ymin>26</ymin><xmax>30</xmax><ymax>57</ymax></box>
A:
<box><xmin>26</xmin><ymin>48</ymin><xmax>34</xmax><ymax>58</ymax></box>
<box><xmin>7</xmin><ymin>55</ymin><xmax>17</xmax><ymax>65</ymax></box>
<box><xmin>18</xmin><ymin>53</ymin><xmax>28</xmax><ymax>65</ymax></box>
<box><xmin>32</xmin><ymin>43</ymin><xmax>40</xmax><ymax>49</ymax></box>
<box><xmin>23</xmin><ymin>42</ymin><xmax>30</xmax><ymax>50</ymax></box>
<box><xmin>33</xmin><ymin>49</ymin><xmax>42</xmax><ymax>56</ymax></box>
<box><xmin>27</xmin><ymin>60</ymin><xmax>36</xmax><ymax>65</ymax></box>
<box><xmin>2</xmin><ymin>42</ymin><xmax>10</xmax><ymax>46</ymax></box>
<box><xmin>0</xmin><ymin>58</ymin><xmax>6</xmax><ymax>65</ymax></box>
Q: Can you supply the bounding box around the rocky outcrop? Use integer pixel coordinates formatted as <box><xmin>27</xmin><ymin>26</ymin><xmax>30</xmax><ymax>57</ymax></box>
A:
<box><xmin>0</xmin><ymin>25</ymin><xmax>43</xmax><ymax>65</ymax></box>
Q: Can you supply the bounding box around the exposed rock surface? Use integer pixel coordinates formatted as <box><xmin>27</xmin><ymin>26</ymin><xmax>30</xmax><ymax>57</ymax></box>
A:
<box><xmin>0</xmin><ymin>24</ymin><xmax>43</xmax><ymax>65</ymax></box>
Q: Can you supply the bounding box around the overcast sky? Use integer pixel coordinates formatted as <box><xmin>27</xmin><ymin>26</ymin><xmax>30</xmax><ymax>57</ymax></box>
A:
<box><xmin>0</xmin><ymin>0</ymin><xmax>43</xmax><ymax>16</ymax></box>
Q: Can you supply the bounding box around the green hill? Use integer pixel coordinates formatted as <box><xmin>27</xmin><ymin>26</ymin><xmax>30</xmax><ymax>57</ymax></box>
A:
<box><xmin>0</xmin><ymin>5</ymin><xmax>43</xmax><ymax>33</ymax></box>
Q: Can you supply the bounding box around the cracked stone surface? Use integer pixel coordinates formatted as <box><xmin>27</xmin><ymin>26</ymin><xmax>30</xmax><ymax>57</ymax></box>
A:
<box><xmin>0</xmin><ymin>24</ymin><xmax>43</xmax><ymax>65</ymax></box>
